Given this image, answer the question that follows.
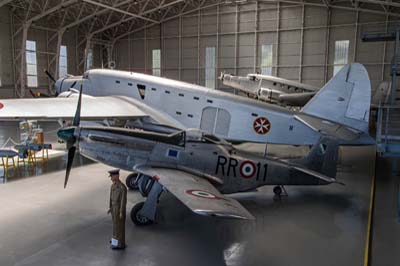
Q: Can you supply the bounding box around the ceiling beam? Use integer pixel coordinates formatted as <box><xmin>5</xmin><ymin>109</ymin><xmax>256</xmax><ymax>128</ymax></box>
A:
<box><xmin>82</xmin><ymin>0</ymin><xmax>159</xmax><ymax>24</ymax></box>
<box><xmin>0</xmin><ymin>0</ymin><xmax>13</xmax><ymax>8</ymax></box>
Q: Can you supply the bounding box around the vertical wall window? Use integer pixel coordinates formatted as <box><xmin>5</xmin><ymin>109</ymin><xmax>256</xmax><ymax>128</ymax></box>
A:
<box><xmin>205</xmin><ymin>47</ymin><xmax>216</xmax><ymax>89</ymax></box>
<box><xmin>152</xmin><ymin>49</ymin><xmax>161</xmax><ymax>76</ymax></box>
<box><xmin>85</xmin><ymin>48</ymin><xmax>93</xmax><ymax>71</ymax></box>
<box><xmin>59</xmin><ymin>45</ymin><xmax>68</xmax><ymax>78</ymax></box>
<box><xmin>333</xmin><ymin>40</ymin><xmax>349</xmax><ymax>76</ymax></box>
<box><xmin>261</xmin><ymin>44</ymin><xmax>273</xmax><ymax>75</ymax></box>
<box><xmin>26</xmin><ymin>40</ymin><xmax>38</xmax><ymax>87</ymax></box>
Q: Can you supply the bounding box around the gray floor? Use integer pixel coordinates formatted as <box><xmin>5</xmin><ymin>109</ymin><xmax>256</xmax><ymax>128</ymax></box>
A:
<box><xmin>0</xmin><ymin>142</ymin><xmax>376</xmax><ymax>266</ymax></box>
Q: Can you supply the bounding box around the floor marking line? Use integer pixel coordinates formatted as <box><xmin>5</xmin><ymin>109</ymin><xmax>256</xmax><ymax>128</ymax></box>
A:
<box><xmin>363</xmin><ymin>174</ymin><xmax>376</xmax><ymax>266</ymax></box>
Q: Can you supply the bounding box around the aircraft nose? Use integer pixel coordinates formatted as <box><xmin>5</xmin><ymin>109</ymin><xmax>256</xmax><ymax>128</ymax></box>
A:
<box><xmin>57</xmin><ymin>127</ymin><xmax>76</xmax><ymax>143</ymax></box>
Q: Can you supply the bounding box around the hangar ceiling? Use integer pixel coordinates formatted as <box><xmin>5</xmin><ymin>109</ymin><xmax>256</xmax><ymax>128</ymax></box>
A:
<box><xmin>4</xmin><ymin>0</ymin><xmax>400</xmax><ymax>42</ymax></box>
<box><xmin>2</xmin><ymin>0</ymin><xmax>399</xmax><ymax>97</ymax></box>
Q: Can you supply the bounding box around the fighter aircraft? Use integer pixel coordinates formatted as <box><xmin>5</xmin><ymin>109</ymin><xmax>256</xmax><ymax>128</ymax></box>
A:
<box><xmin>0</xmin><ymin>63</ymin><xmax>373</xmax><ymax>146</ymax></box>
<box><xmin>219</xmin><ymin>72</ymin><xmax>318</xmax><ymax>106</ymax></box>
<box><xmin>58</xmin><ymin>85</ymin><xmax>342</xmax><ymax>225</ymax></box>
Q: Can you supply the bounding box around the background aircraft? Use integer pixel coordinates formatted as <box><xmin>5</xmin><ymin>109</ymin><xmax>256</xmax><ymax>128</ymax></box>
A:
<box><xmin>220</xmin><ymin>72</ymin><xmax>390</xmax><ymax>108</ymax></box>
<box><xmin>0</xmin><ymin>63</ymin><xmax>373</xmax><ymax>146</ymax></box>
<box><xmin>58</xmin><ymin>86</ymin><xmax>342</xmax><ymax>225</ymax></box>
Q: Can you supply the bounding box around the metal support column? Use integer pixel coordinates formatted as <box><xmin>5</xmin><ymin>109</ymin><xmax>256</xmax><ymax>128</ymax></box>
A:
<box><xmin>253</xmin><ymin>1</ymin><xmax>258</xmax><ymax>73</ymax></box>
<box><xmin>391</xmin><ymin>30</ymin><xmax>399</xmax><ymax>105</ymax></box>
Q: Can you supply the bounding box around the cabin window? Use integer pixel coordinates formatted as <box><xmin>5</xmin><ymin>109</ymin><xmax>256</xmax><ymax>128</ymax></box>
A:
<box><xmin>115</xmin><ymin>80</ymin><xmax>120</xmax><ymax>84</ymax></box>
<box><xmin>200</xmin><ymin>107</ymin><xmax>231</xmax><ymax>136</ymax></box>
<box><xmin>165</xmin><ymin>90</ymin><xmax>170</xmax><ymax>94</ymax></box>
<box><xmin>176</xmin><ymin>111</ymin><xmax>182</xmax><ymax>115</ymax></box>
<box><xmin>188</xmin><ymin>114</ymin><xmax>193</xmax><ymax>118</ymax></box>
<box><xmin>151</xmin><ymin>88</ymin><xmax>157</xmax><ymax>91</ymax></box>
<box><xmin>252</xmin><ymin>113</ymin><xmax>258</xmax><ymax>117</ymax></box>
<box><xmin>137</xmin><ymin>84</ymin><xmax>146</xmax><ymax>99</ymax></box>
<box><xmin>207</xmin><ymin>99</ymin><xmax>213</xmax><ymax>103</ymax></box>
<box><xmin>179</xmin><ymin>93</ymin><xmax>184</xmax><ymax>97</ymax></box>
<box><xmin>128</xmin><ymin>83</ymin><xmax>133</xmax><ymax>86</ymax></box>
<box><xmin>193</xmin><ymin>96</ymin><xmax>199</xmax><ymax>100</ymax></box>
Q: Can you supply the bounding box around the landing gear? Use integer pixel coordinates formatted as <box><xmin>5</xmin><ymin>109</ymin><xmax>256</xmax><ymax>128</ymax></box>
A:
<box><xmin>273</xmin><ymin>185</ymin><xmax>288</xmax><ymax>200</ymax></box>
<box><xmin>130</xmin><ymin>202</ymin><xmax>153</xmax><ymax>226</ymax></box>
<box><xmin>273</xmin><ymin>186</ymin><xmax>282</xmax><ymax>196</ymax></box>
<box><xmin>130</xmin><ymin>177</ymin><xmax>164</xmax><ymax>226</ymax></box>
<box><xmin>125</xmin><ymin>173</ymin><xmax>139</xmax><ymax>190</ymax></box>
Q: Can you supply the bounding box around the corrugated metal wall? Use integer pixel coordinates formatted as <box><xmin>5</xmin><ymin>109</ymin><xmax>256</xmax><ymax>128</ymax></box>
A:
<box><xmin>113</xmin><ymin>2</ymin><xmax>397</xmax><ymax>92</ymax></box>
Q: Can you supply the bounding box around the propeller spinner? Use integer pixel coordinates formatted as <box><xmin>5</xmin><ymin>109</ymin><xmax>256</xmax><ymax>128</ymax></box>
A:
<box><xmin>57</xmin><ymin>82</ymin><xmax>83</xmax><ymax>188</ymax></box>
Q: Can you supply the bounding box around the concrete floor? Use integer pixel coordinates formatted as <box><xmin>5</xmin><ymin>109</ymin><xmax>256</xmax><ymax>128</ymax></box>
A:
<box><xmin>0</xmin><ymin>140</ymin><xmax>376</xmax><ymax>266</ymax></box>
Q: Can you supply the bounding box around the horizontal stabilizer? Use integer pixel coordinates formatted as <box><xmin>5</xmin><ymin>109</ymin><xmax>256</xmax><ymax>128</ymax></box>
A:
<box><xmin>300</xmin><ymin>63</ymin><xmax>371</xmax><ymax>134</ymax></box>
<box><xmin>293</xmin><ymin>166</ymin><xmax>344</xmax><ymax>185</ymax></box>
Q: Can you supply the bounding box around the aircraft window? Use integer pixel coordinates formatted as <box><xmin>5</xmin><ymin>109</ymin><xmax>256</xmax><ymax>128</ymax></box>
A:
<box><xmin>252</xmin><ymin>113</ymin><xmax>258</xmax><ymax>117</ymax></box>
<box><xmin>176</xmin><ymin>111</ymin><xmax>182</xmax><ymax>115</ymax></box>
<box><xmin>151</xmin><ymin>88</ymin><xmax>157</xmax><ymax>91</ymax></box>
<box><xmin>128</xmin><ymin>83</ymin><xmax>133</xmax><ymax>86</ymax></box>
<box><xmin>273</xmin><ymin>82</ymin><xmax>276</xmax><ymax>86</ymax></box>
<box><xmin>115</xmin><ymin>80</ymin><xmax>120</xmax><ymax>84</ymax></box>
<box><xmin>193</xmin><ymin>96</ymin><xmax>199</xmax><ymax>100</ymax></box>
<box><xmin>187</xmin><ymin>114</ymin><xmax>193</xmax><ymax>118</ymax></box>
<box><xmin>165</xmin><ymin>90</ymin><xmax>170</xmax><ymax>94</ymax></box>
<box><xmin>179</xmin><ymin>93</ymin><xmax>184</xmax><ymax>97</ymax></box>
<box><xmin>207</xmin><ymin>99</ymin><xmax>213</xmax><ymax>103</ymax></box>
<box><xmin>137</xmin><ymin>84</ymin><xmax>146</xmax><ymax>99</ymax></box>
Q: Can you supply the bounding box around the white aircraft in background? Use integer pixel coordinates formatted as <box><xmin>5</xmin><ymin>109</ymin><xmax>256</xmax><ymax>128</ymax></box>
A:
<box><xmin>0</xmin><ymin>63</ymin><xmax>373</xmax><ymax>146</ymax></box>
<box><xmin>220</xmin><ymin>72</ymin><xmax>390</xmax><ymax>108</ymax></box>
<box><xmin>220</xmin><ymin>72</ymin><xmax>319</xmax><ymax>107</ymax></box>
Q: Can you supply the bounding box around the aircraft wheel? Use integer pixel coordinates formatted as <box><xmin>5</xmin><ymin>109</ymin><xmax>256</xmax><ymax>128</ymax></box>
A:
<box><xmin>130</xmin><ymin>202</ymin><xmax>153</xmax><ymax>226</ymax></box>
<box><xmin>126</xmin><ymin>173</ymin><xmax>139</xmax><ymax>190</ymax></box>
<box><xmin>273</xmin><ymin>186</ymin><xmax>282</xmax><ymax>196</ymax></box>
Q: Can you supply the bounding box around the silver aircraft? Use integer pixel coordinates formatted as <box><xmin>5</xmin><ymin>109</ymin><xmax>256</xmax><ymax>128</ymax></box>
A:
<box><xmin>58</xmin><ymin>86</ymin><xmax>342</xmax><ymax>225</ymax></box>
<box><xmin>0</xmin><ymin>63</ymin><xmax>373</xmax><ymax>146</ymax></box>
<box><xmin>219</xmin><ymin>72</ymin><xmax>318</xmax><ymax>106</ymax></box>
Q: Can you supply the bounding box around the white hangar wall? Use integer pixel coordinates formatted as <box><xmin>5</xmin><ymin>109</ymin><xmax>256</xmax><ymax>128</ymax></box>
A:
<box><xmin>113</xmin><ymin>2</ymin><xmax>398</xmax><ymax>91</ymax></box>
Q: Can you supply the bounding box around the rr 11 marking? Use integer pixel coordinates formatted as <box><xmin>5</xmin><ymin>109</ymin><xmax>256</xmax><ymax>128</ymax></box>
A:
<box><xmin>216</xmin><ymin>155</ymin><xmax>268</xmax><ymax>180</ymax></box>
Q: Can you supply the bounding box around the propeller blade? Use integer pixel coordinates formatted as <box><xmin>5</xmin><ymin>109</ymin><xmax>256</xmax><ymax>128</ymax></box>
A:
<box><xmin>44</xmin><ymin>69</ymin><xmax>56</xmax><ymax>83</ymax></box>
<box><xmin>64</xmin><ymin>146</ymin><xmax>76</xmax><ymax>188</ymax></box>
<box><xmin>73</xmin><ymin>82</ymin><xmax>83</xmax><ymax>127</ymax></box>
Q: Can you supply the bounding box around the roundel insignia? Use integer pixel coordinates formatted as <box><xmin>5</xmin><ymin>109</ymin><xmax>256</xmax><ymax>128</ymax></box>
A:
<box><xmin>0</xmin><ymin>103</ymin><xmax>3</xmax><ymax>109</ymax></box>
<box><xmin>253</xmin><ymin>117</ymin><xmax>271</xmax><ymax>135</ymax></box>
<box><xmin>186</xmin><ymin>189</ymin><xmax>219</xmax><ymax>199</ymax></box>
<box><xmin>240</xmin><ymin>160</ymin><xmax>256</xmax><ymax>179</ymax></box>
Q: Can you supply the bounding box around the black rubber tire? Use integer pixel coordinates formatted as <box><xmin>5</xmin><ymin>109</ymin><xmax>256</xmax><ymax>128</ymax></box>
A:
<box><xmin>273</xmin><ymin>186</ymin><xmax>282</xmax><ymax>196</ymax></box>
<box><xmin>130</xmin><ymin>202</ymin><xmax>154</xmax><ymax>226</ymax></box>
<box><xmin>126</xmin><ymin>173</ymin><xmax>139</xmax><ymax>190</ymax></box>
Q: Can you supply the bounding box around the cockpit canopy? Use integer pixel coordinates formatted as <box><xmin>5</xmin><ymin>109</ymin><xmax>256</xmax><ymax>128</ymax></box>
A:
<box><xmin>170</xmin><ymin>128</ymin><xmax>231</xmax><ymax>146</ymax></box>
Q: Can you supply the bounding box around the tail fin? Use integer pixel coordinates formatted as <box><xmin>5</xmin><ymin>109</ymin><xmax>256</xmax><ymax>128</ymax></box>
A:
<box><xmin>294</xmin><ymin>137</ymin><xmax>339</xmax><ymax>179</ymax></box>
<box><xmin>297</xmin><ymin>63</ymin><xmax>371</xmax><ymax>140</ymax></box>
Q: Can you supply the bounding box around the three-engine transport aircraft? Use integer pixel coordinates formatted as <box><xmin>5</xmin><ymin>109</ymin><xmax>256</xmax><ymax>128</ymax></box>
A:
<box><xmin>0</xmin><ymin>63</ymin><xmax>373</xmax><ymax>146</ymax></box>
<box><xmin>219</xmin><ymin>72</ymin><xmax>319</xmax><ymax>107</ymax></box>
<box><xmin>58</xmin><ymin>86</ymin><xmax>342</xmax><ymax>225</ymax></box>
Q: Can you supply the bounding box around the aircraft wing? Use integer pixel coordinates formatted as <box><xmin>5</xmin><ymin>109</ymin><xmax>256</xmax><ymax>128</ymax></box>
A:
<box><xmin>134</xmin><ymin>166</ymin><xmax>255</xmax><ymax>220</ymax></box>
<box><xmin>0</xmin><ymin>95</ymin><xmax>184</xmax><ymax>129</ymax></box>
<box><xmin>249</xmin><ymin>74</ymin><xmax>319</xmax><ymax>92</ymax></box>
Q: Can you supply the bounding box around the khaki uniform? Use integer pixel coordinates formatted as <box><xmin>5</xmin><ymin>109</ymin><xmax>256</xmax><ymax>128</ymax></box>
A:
<box><xmin>109</xmin><ymin>181</ymin><xmax>127</xmax><ymax>247</ymax></box>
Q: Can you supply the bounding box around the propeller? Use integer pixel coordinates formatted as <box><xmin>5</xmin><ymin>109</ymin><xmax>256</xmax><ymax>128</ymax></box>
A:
<box><xmin>57</xmin><ymin>82</ymin><xmax>83</xmax><ymax>188</ymax></box>
<box><xmin>44</xmin><ymin>69</ymin><xmax>56</xmax><ymax>83</ymax></box>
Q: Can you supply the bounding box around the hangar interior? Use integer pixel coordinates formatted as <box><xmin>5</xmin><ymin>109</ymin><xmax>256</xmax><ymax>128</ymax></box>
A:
<box><xmin>0</xmin><ymin>0</ymin><xmax>399</xmax><ymax>266</ymax></box>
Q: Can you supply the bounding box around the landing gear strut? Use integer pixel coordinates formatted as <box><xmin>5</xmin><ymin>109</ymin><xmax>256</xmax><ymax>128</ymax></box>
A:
<box><xmin>130</xmin><ymin>177</ymin><xmax>163</xmax><ymax>226</ymax></box>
